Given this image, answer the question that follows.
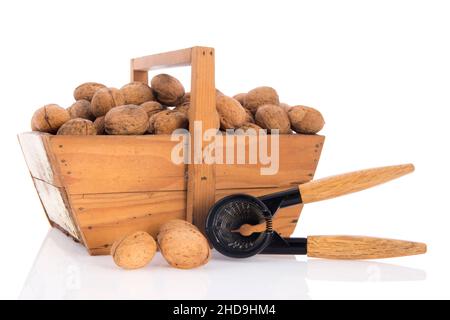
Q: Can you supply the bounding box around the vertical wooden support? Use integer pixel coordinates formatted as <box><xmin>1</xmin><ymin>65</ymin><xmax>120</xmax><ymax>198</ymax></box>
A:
<box><xmin>130</xmin><ymin>47</ymin><xmax>216</xmax><ymax>233</ymax></box>
<box><xmin>130</xmin><ymin>59</ymin><xmax>149</xmax><ymax>84</ymax></box>
<box><xmin>186</xmin><ymin>47</ymin><xmax>216</xmax><ymax>234</ymax></box>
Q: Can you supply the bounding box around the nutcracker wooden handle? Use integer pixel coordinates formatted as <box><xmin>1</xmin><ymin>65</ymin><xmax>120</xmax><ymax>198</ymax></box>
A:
<box><xmin>307</xmin><ymin>236</ymin><xmax>427</xmax><ymax>260</ymax></box>
<box><xmin>298</xmin><ymin>164</ymin><xmax>414</xmax><ymax>204</ymax></box>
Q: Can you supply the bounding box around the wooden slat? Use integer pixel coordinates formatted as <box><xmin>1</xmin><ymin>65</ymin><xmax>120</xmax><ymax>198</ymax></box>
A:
<box><xmin>46</xmin><ymin>134</ymin><xmax>323</xmax><ymax>195</ymax></box>
<box><xmin>48</xmin><ymin>135</ymin><xmax>186</xmax><ymax>194</ymax></box>
<box><xmin>18</xmin><ymin>132</ymin><xmax>61</xmax><ymax>186</ymax></box>
<box><xmin>130</xmin><ymin>59</ymin><xmax>149</xmax><ymax>84</ymax></box>
<box><xmin>33</xmin><ymin>179</ymin><xmax>82</xmax><ymax>241</ymax></box>
<box><xmin>215</xmin><ymin>134</ymin><xmax>324</xmax><ymax>190</ymax></box>
<box><xmin>74</xmin><ymin>186</ymin><xmax>304</xmax><ymax>255</ymax></box>
<box><xmin>186</xmin><ymin>47</ymin><xmax>217</xmax><ymax>234</ymax></box>
<box><xmin>72</xmin><ymin>191</ymin><xmax>186</xmax><ymax>255</ymax></box>
<box><xmin>131</xmin><ymin>47</ymin><xmax>192</xmax><ymax>71</ymax></box>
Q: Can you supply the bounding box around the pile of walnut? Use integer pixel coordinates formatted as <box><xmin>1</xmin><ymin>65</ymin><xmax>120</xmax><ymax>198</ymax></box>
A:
<box><xmin>30</xmin><ymin>74</ymin><xmax>325</xmax><ymax>136</ymax></box>
<box><xmin>111</xmin><ymin>220</ymin><xmax>211</xmax><ymax>270</ymax></box>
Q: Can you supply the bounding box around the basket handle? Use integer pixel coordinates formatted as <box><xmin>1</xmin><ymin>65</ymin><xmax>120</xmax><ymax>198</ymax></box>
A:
<box><xmin>131</xmin><ymin>47</ymin><xmax>193</xmax><ymax>83</ymax></box>
<box><xmin>130</xmin><ymin>47</ymin><xmax>217</xmax><ymax>235</ymax></box>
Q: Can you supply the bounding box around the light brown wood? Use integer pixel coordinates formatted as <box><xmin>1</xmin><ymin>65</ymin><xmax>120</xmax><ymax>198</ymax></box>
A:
<box><xmin>130</xmin><ymin>48</ymin><xmax>192</xmax><ymax>84</ymax></box>
<box><xmin>71</xmin><ymin>187</ymin><xmax>304</xmax><ymax>255</ymax></box>
<box><xmin>131</xmin><ymin>68</ymin><xmax>148</xmax><ymax>84</ymax></box>
<box><xmin>72</xmin><ymin>191</ymin><xmax>186</xmax><ymax>255</ymax></box>
<box><xmin>131</xmin><ymin>47</ymin><xmax>192</xmax><ymax>72</ymax></box>
<box><xmin>19</xmin><ymin>131</ymin><xmax>319</xmax><ymax>254</ymax></box>
<box><xmin>228</xmin><ymin>164</ymin><xmax>415</xmax><ymax>237</ymax></box>
<box><xmin>299</xmin><ymin>164</ymin><xmax>414</xmax><ymax>204</ymax></box>
<box><xmin>47</xmin><ymin>135</ymin><xmax>186</xmax><ymax>194</ymax></box>
<box><xmin>307</xmin><ymin>235</ymin><xmax>427</xmax><ymax>260</ymax></box>
<box><xmin>215</xmin><ymin>134</ymin><xmax>323</xmax><ymax>190</ymax></box>
<box><xmin>44</xmin><ymin>134</ymin><xmax>323</xmax><ymax>195</ymax></box>
<box><xmin>186</xmin><ymin>47</ymin><xmax>217</xmax><ymax>233</ymax></box>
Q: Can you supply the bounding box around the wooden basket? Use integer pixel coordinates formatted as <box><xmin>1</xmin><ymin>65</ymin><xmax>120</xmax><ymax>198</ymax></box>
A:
<box><xmin>18</xmin><ymin>47</ymin><xmax>324</xmax><ymax>255</ymax></box>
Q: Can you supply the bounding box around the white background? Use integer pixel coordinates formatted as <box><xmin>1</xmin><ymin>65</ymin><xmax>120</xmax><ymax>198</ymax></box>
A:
<box><xmin>0</xmin><ymin>0</ymin><xmax>449</xmax><ymax>299</ymax></box>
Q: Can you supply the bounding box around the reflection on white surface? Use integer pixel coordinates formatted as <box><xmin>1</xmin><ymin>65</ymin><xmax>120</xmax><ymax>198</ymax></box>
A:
<box><xmin>20</xmin><ymin>229</ymin><xmax>426</xmax><ymax>300</ymax></box>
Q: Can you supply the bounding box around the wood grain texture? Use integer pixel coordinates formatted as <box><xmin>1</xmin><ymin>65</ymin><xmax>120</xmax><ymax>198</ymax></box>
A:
<box><xmin>307</xmin><ymin>235</ymin><xmax>427</xmax><ymax>260</ymax></box>
<box><xmin>18</xmin><ymin>132</ymin><xmax>61</xmax><ymax>186</ymax></box>
<box><xmin>132</xmin><ymin>47</ymin><xmax>192</xmax><ymax>71</ymax></box>
<box><xmin>44</xmin><ymin>134</ymin><xmax>323</xmax><ymax>195</ymax></box>
<box><xmin>48</xmin><ymin>135</ymin><xmax>186</xmax><ymax>194</ymax></box>
<box><xmin>71</xmin><ymin>186</ymin><xmax>304</xmax><ymax>255</ymax></box>
<box><xmin>72</xmin><ymin>191</ymin><xmax>186</xmax><ymax>255</ymax></box>
<box><xmin>215</xmin><ymin>134</ymin><xmax>323</xmax><ymax>190</ymax></box>
<box><xmin>131</xmin><ymin>69</ymin><xmax>148</xmax><ymax>84</ymax></box>
<box><xmin>33</xmin><ymin>179</ymin><xmax>81</xmax><ymax>241</ymax></box>
<box><xmin>186</xmin><ymin>47</ymin><xmax>217</xmax><ymax>234</ymax></box>
<box><xmin>299</xmin><ymin>164</ymin><xmax>414</xmax><ymax>204</ymax></box>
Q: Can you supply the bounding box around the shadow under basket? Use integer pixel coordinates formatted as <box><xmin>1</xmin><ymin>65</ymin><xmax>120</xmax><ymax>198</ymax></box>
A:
<box><xmin>18</xmin><ymin>47</ymin><xmax>324</xmax><ymax>255</ymax></box>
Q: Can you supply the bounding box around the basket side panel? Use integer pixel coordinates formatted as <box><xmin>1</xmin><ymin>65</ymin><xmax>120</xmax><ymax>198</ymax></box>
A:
<box><xmin>44</xmin><ymin>134</ymin><xmax>324</xmax><ymax>255</ymax></box>
<box><xmin>33</xmin><ymin>179</ymin><xmax>82</xmax><ymax>241</ymax></box>
<box><xmin>19</xmin><ymin>132</ymin><xmax>82</xmax><ymax>242</ymax></box>
<box><xmin>18</xmin><ymin>132</ymin><xmax>61</xmax><ymax>186</ymax></box>
<box><xmin>74</xmin><ymin>187</ymin><xmax>301</xmax><ymax>256</ymax></box>
<box><xmin>47</xmin><ymin>134</ymin><xmax>324</xmax><ymax>194</ymax></box>
<box><xmin>215</xmin><ymin>134</ymin><xmax>324</xmax><ymax>190</ymax></box>
<box><xmin>70</xmin><ymin>191</ymin><xmax>186</xmax><ymax>255</ymax></box>
<box><xmin>48</xmin><ymin>136</ymin><xmax>186</xmax><ymax>194</ymax></box>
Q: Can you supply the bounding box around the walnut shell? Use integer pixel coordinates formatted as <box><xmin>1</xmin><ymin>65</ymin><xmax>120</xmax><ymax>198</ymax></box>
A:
<box><xmin>232</xmin><ymin>93</ymin><xmax>246</xmax><ymax>106</ymax></box>
<box><xmin>148</xmin><ymin>110</ymin><xmax>188</xmax><ymax>134</ymax></box>
<box><xmin>93</xmin><ymin>116</ymin><xmax>105</xmax><ymax>135</ymax></box>
<box><xmin>216</xmin><ymin>95</ymin><xmax>247</xmax><ymax>130</ymax></box>
<box><xmin>244</xmin><ymin>107</ymin><xmax>255</xmax><ymax>123</ymax></box>
<box><xmin>121</xmin><ymin>82</ymin><xmax>154</xmax><ymax>105</ymax></box>
<box><xmin>237</xmin><ymin>122</ymin><xmax>263</xmax><ymax>134</ymax></box>
<box><xmin>73</xmin><ymin>82</ymin><xmax>106</xmax><ymax>102</ymax></box>
<box><xmin>280</xmin><ymin>102</ymin><xmax>292</xmax><ymax>112</ymax></box>
<box><xmin>177</xmin><ymin>92</ymin><xmax>191</xmax><ymax>106</ymax></box>
<box><xmin>288</xmin><ymin>105</ymin><xmax>325</xmax><ymax>134</ymax></box>
<box><xmin>255</xmin><ymin>104</ymin><xmax>291</xmax><ymax>134</ymax></box>
<box><xmin>244</xmin><ymin>86</ymin><xmax>280</xmax><ymax>114</ymax></box>
<box><xmin>172</xmin><ymin>103</ymin><xmax>219</xmax><ymax>130</ymax></box>
<box><xmin>157</xmin><ymin>219</ymin><xmax>199</xmax><ymax>240</ymax></box>
<box><xmin>57</xmin><ymin>118</ymin><xmax>97</xmax><ymax>135</ymax></box>
<box><xmin>67</xmin><ymin>100</ymin><xmax>95</xmax><ymax>121</ymax></box>
<box><xmin>90</xmin><ymin>87</ymin><xmax>126</xmax><ymax>117</ymax></box>
<box><xmin>111</xmin><ymin>231</ymin><xmax>157</xmax><ymax>270</ymax></box>
<box><xmin>31</xmin><ymin>104</ymin><xmax>70</xmax><ymax>133</ymax></box>
<box><xmin>173</xmin><ymin>103</ymin><xmax>190</xmax><ymax>116</ymax></box>
<box><xmin>151</xmin><ymin>74</ymin><xmax>185</xmax><ymax>106</ymax></box>
<box><xmin>105</xmin><ymin>105</ymin><xmax>149</xmax><ymax>135</ymax></box>
<box><xmin>140</xmin><ymin>101</ymin><xmax>164</xmax><ymax>118</ymax></box>
<box><xmin>157</xmin><ymin>222</ymin><xmax>210</xmax><ymax>269</ymax></box>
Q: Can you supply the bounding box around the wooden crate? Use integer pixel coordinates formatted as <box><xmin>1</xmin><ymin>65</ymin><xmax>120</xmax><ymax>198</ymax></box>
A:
<box><xmin>18</xmin><ymin>47</ymin><xmax>324</xmax><ymax>255</ymax></box>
